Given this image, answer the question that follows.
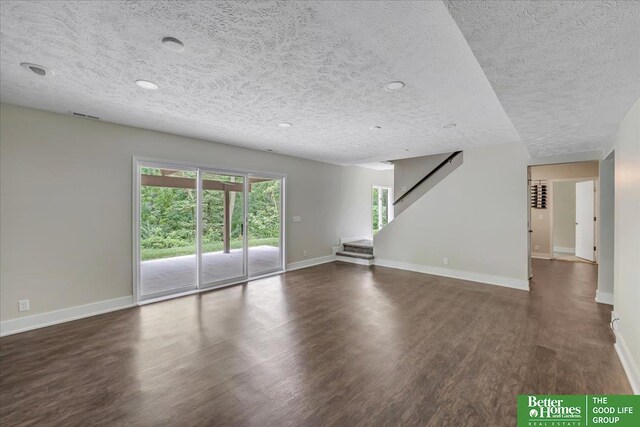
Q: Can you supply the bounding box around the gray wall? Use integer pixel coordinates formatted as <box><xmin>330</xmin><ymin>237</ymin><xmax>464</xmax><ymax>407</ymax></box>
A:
<box><xmin>374</xmin><ymin>143</ymin><xmax>529</xmax><ymax>288</ymax></box>
<box><xmin>393</xmin><ymin>153</ymin><xmax>452</xmax><ymax>202</ymax></box>
<box><xmin>612</xmin><ymin>97</ymin><xmax>640</xmax><ymax>383</ymax></box>
<box><xmin>393</xmin><ymin>152</ymin><xmax>462</xmax><ymax>216</ymax></box>
<box><xmin>552</xmin><ymin>181</ymin><xmax>576</xmax><ymax>252</ymax></box>
<box><xmin>598</xmin><ymin>154</ymin><xmax>615</xmax><ymax>298</ymax></box>
<box><xmin>0</xmin><ymin>104</ymin><xmax>392</xmax><ymax>321</ymax></box>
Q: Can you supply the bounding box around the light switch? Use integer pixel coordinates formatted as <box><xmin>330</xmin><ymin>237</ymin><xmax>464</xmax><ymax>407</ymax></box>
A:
<box><xmin>292</xmin><ymin>216</ymin><xmax>301</xmax><ymax>223</ymax></box>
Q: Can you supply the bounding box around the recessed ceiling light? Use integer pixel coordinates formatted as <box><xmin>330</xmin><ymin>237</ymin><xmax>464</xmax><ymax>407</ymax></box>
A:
<box><xmin>404</xmin><ymin>148</ymin><xmax>410</xmax><ymax>152</ymax></box>
<box><xmin>385</xmin><ymin>81</ymin><xmax>405</xmax><ymax>91</ymax></box>
<box><xmin>278</xmin><ymin>122</ymin><xmax>292</xmax><ymax>128</ymax></box>
<box><xmin>370</xmin><ymin>125</ymin><xmax>382</xmax><ymax>130</ymax></box>
<box><xmin>266</xmin><ymin>149</ymin><xmax>275</xmax><ymax>152</ymax></box>
<box><xmin>21</xmin><ymin>62</ymin><xmax>48</xmax><ymax>76</ymax></box>
<box><xmin>162</xmin><ymin>36</ymin><xmax>185</xmax><ymax>52</ymax></box>
<box><xmin>136</xmin><ymin>80</ymin><xmax>158</xmax><ymax>90</ymax></box>
<box><xmin>443</xmin><ymin>123</ymin><xmax>457</xmax><ymax>128</ymax></box>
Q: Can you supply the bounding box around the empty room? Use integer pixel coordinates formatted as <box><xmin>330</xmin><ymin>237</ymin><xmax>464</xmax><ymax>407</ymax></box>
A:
<box><xmin>1</xmin><ymin>1</ymin><xmax>639</xmax><ymax>426</ymax></box>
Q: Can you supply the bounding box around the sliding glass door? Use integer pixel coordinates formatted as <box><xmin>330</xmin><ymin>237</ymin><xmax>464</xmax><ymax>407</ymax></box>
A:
<box><xmin>248</xmin><ymin>176</ymin><xmax>283</xmax><ymax>276</ymax></box>
<box><xmin>136</xmin><ymin>161</ymin><xmax>284</xmax><ymax>302</ymax></box>
<box><xmin>139</xmin><ymin>166</ymin><xmax>198</xmax><ymax>298</ymax></box>
<box><xmin>201</xmin><ymin>172</ymin><xmax>246</xmax><ymax>287</ymax></box>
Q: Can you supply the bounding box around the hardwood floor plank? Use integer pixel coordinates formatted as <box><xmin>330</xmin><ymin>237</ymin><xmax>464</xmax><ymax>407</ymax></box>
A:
<box><xmin>0</xmin><ymin>259</ymin><xmax>632</xmax><ymax>426</ymax></box>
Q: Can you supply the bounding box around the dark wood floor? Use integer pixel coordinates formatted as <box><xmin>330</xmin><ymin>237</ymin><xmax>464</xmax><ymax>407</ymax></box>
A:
<box><xmin>0</xmin><ymin>259</ymin><xmax>631</xmax><ymax>426</ymax></box>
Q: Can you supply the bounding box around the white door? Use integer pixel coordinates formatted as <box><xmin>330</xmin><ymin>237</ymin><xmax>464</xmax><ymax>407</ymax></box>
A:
<box><xmin>575</xmin><ymin>180</ymin><xmax>595</xmax><ymax>261</ymax></box>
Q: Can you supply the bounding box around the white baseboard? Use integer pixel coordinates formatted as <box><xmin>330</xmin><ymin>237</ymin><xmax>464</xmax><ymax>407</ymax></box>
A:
<box><xmin>614</xmin><ymin>329</ymin><xmax>640</xmax><ymax>394</ymax></box>
<box><xmin>373</xmin><ymin>258</ymin><xmax>529</xmax><ymax>291</ymax></box>
<box><xmin>0</xmin><ymin>296</ymin><xmax>135</xmax><ymax>337</ymax></box>
<box><xmin>286</xmin><ymin>254</ymin><xmax>336</xmax><ymax>272</ymax></box>
<box><xmin>553</xmin><ymin>246</ymin><xmax>575</xmax><ymax>254</ymax></box>
<box><xmin>595</xmin><ymin>290</ymin><xmax>614</xmax><ymax>305</ymax></box>
<box><xmin>336</xmin><ymin>255</ymin><xmax>374</xmax><ymax>266</ymax></box>
<box><xmin>532</xmin><ymin>253</ymin><xmax>552</xmax><ymax>260</ymax></box>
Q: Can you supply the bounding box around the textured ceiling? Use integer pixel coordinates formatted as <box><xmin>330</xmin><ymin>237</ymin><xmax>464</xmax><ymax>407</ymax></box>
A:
<box><xmin>447</xmin><ymin>0</ymin><xmax>640</xmax><ymax>157</ymax></box>
<box><xmin>0</xmin><ymin>0</ymin><xmax>519</xmax><ymax>165</ymax></box>
<box><xmin>1</xmin><ymin>2</ymin><xmax>638</xmax><ymax>164</ymax></box>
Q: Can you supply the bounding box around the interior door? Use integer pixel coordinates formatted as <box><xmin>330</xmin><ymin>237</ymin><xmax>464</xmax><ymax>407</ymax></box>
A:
<box><xmin>575</xmin><ymin>180</ymin><xmax>595</xmax><ymax>261</ymax></box>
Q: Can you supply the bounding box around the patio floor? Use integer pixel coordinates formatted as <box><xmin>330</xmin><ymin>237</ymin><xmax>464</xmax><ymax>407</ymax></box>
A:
<box><xmin>141</xmin><ymin>245</ymin><xmax>281</xmax><ymax>295</ymax></box>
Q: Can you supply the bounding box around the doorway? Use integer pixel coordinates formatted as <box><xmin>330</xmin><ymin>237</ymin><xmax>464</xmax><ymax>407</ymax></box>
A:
<box><xmin>528</xmin><ymin>161</ymin><xmax>599</xmax><ymax>268</ymax></box>
<box><xmin>135</xmin><ymin>160</ymin><xmax>285</xmax><ymax>302</ymax></box>
<box><xmin>372</xmin><ymin>185</ymin><xmax>393</xmax><ymax>235</ymax></box>
<box><xmin>550</xmin><ymin>179</ymin><xmax>596</xmax><ymax>262</ymax></box>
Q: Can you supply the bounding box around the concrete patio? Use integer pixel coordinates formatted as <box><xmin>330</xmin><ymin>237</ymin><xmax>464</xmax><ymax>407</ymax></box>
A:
<box><xmin>141</xmin><ymin>245</ymin><xmax>281</xmax><ymax>295</ymax></box>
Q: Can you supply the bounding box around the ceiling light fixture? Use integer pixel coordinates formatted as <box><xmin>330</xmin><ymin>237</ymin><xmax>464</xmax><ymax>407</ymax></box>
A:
<box><xmin>443</xmin><ymin>123</ymin><xmax>457</xmax><ymax>128</ymax></box>
<box><xmin>162</xmin><ymin>36</ymin><xmax>185</xmax><ymax>52</ymax></box>
<box><xmin>136</xmin><ymin>80</ymin><xmax>158</xmax><ymax>90</ymax></box>
<box><xmin>278</xmin><ymin>122</ymin><xmax>292</xmax><ymax>128</ymax></box>
<box><xmin>370</xmin><ymin>125</ymin><xmax>382</xmax><ymax>130</ymax></box>
<box><xmin>21</xmin><ymin>62</ymin><xmax>48</xmax><ymax>76</ymax></box>
<box><xmin>385</xmin><ymin>81</ymin><xmax>405</xmax><ymax>91</ymax></box>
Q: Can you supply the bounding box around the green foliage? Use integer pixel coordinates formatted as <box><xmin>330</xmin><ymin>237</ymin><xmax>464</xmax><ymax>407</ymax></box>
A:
<box><xmin>372</xmin><ymin>187</ymin><xmax>379</xmax><ymax>231</ymax></box>
<box><xmin>372</xmin><ymin>187</ymin><xmax>389</xmax><ymax>234</ymax></box>
<box><xmin>140</xmin><ymin>169</ymin><xmax>281</xmax><ymax>260</ymax></box>
<box><xmin>249</xmin><ymin>180</ymin><xmax>280</xmax><ymax>239</ymax></box>
<box><xmin>140</xmin><ymin>237</ymin><xmax>279</xmax><ymax>261</ymax></box>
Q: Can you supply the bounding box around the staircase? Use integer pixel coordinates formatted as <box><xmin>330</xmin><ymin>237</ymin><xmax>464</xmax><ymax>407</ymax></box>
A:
<box><xmin>336</xmin><ymin>240</ymin><xmax>374</xmax><ymax>266</ymax></box>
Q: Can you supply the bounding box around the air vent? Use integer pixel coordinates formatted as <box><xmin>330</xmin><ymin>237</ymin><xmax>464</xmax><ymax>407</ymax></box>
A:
<box><xmin>70</xmin><ymin>112</ymin><xmax>100</xmax><ymax>120</ymax></box>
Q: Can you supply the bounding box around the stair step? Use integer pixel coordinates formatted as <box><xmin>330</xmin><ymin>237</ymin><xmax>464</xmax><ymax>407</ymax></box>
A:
<box><xmin>342</xmin><ymin>240</ymin><xmax>373</xmax><ymax>255</ymax></box>
<box><xmin>343</xmin><ymin>239</ymin><xmax>373</xmax><ymax>248</ymax></box>
<box><xmin>336</xmin><ymin>251</ymin><xmax>374</xmax><ymax>260</ymax></box>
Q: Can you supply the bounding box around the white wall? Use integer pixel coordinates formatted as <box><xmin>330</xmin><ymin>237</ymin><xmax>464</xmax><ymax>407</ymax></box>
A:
<box><xmin>0</xmin><ymin>104</ymin><xmax>392</xmax><ymax>322</ymax></box>
<box><xmin>598</xmin><ymin>154</ymin><xmax>615</xmax><ymax>300</ymax></box>
<box><xmin>374</xmin><ymin>143</ymin><xmax>530</xmax><ymax>289</ymax></box>
<box><xmin>612</xmin><ymin>97</ymin><xmax>640</xmax><ymax>392</ymax></box>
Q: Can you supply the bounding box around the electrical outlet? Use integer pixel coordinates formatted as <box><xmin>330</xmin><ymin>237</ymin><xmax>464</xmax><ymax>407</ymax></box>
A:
<box><xmin>18</xmin><ymin>299</ymin><xmax>30</xmax><ymax>312</ymax></box>
<box><xmin>293</xmin><ymin>216</ymin><xmax>301</xmax><ymax>223</ymax></box>
<box><xmin>534</xmin><ymin>245</ymin><xmax>539</xmax><ymax>251</ymax></box>
<box><xmin>538</xmin><ymin>214</ymin><xmax>544</xmax><ymax>220</ymax></box>
<box><xmin>443</xmin><ymin>257</ymin><xmax>449</xmax><ymax>265</ymax></box>
<box><xmin>303</xmin><ymin>250</ymin><xmax>307</xmax><ymax>258</ymax></box>
<box><xmin>401</xmin><ymin>186</ymin><xmax>407</xmax><ymax>192</ymax></box>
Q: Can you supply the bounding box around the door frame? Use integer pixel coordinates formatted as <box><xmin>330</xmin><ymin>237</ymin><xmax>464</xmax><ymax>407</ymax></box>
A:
<box><xmin>132</xmin><ymin>156</ymin><xmax>287</xmax><ymax>304</ymax></box>
<box><xmin>247</xmin><ymin>172</ymin><xmax>286</xmax><ymax>278</ymax></box>
<box><xmin>198</xmin><ymin>168</ymin><xmax>249</xmax><ymax>290</ymax></box>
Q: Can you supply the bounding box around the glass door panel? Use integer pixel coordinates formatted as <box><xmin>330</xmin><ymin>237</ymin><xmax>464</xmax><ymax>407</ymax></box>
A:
<box><xmin>139</xmin><ymin>166</ymin><xmax>197</xmax><ymax>298</ymax></box>
<box><xmin>248</xmin><ymin>176</ymin><xmax>283</xmax><ymax>276</ymax></box>
<box><xmin>201</xmin><ymin>172</ymin><xmax>246</xmax><ymax>285</ymax></box>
